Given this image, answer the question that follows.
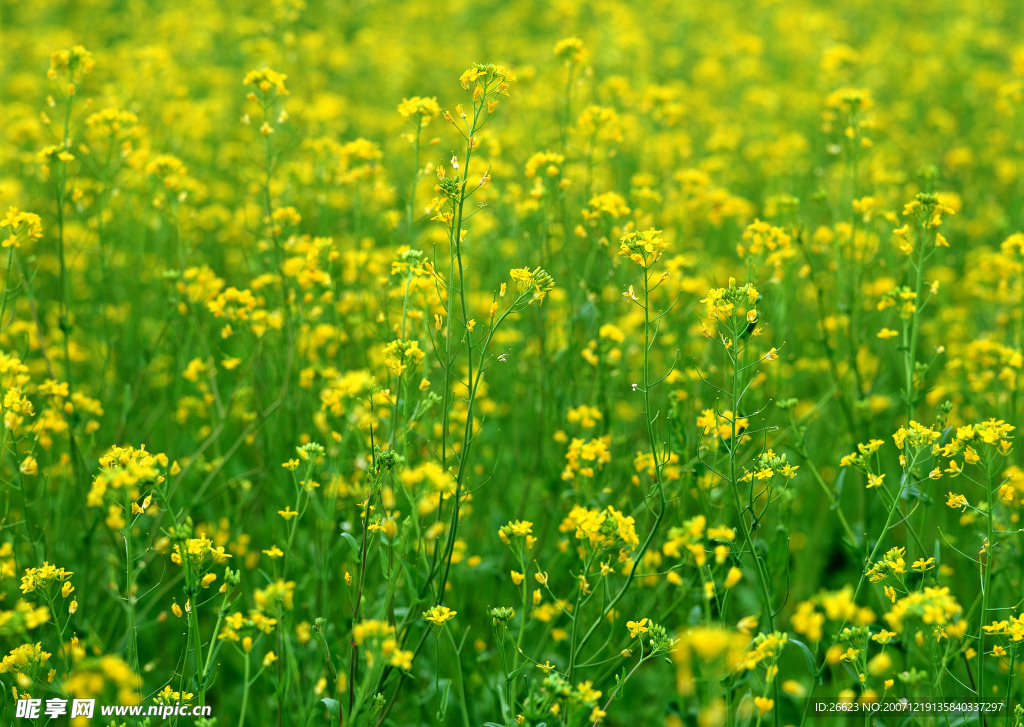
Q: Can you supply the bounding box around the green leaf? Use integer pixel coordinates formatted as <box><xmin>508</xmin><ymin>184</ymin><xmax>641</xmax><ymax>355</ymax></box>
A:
<box><xmin>770</xmin><ymin>524</ymin><xmax>790</xmax><ymax>578</ymax></box>
<box><xmin>504</xmin><ymin>660</ymin><xmax>531</xmax><ymax>683</ymax></box>
<box><xmin>321</xmin><ymin>698</ymin><xmax>340</xmax><ymax>721</ymax></box>
<box><xmin>834</xmin><ymin>468</ymin><xmax>846</xmax><ymax>504</ymax></box>
<box><xmin>789</xmin><ymin>637</ymin><xmax>819</xmax><ymax>681</ymax></box>
<box><xmin>436</xmin><ymin>680</ymin><xmax>452</xmax><ymax>719</ymax></box>
<box><xmin>340</xmin><ymin>531</ymin><xmax>360</xmax><ymax>563</ymax></box>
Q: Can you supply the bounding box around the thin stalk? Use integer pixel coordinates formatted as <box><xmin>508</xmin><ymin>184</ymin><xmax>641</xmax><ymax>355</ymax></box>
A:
<box><xmin>123</xmin><ymin>491</ymin><xmax>141</xmax><ymax>693</ymax></box>
<box><xmin>799</xmin><ymin>484</ymin><xmax>908</xmax><ymax>726</ymax></box>
<box><xmin>725</xmin><ymin>317</ymin><xmax>780</xmax><ymax>727</ymax></box>
<box><xmin>444</xmin><ymin>626</ymin><xmax>471</xmax><ymax>727</ymax></box>
<box><xmin>570</xmin><ymin>263</ymin><xmax>666</xmax><ymax>670</ymax></box>
<box><xmin>976</xmin><ymin>458</ymin><xmax>996</xmax><ymax>714</ymax></box>
<box><xmin>238</xmin><ymin>651</ymin><xmax>252</xmax><ymax>727</ymax></box>
<box><xmin>904</xmin><ymin>233</ymin><xmax>929</xmax><ymax>422</ymax></box>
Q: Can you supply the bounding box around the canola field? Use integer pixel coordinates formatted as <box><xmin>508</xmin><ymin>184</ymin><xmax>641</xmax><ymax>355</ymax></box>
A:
<box><xmin>2</xmin><ymin>0</ymin><xmax>1024</xmax><ymax>725</ymax></box>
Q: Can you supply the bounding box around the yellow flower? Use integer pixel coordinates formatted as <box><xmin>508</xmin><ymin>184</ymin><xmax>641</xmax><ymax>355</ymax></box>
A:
<box><xmin>754</xmin><ymin>697</ymin><xmax>774</xmax><ymax>714</ymax></box>
<box><xmin>458</xmin><ymin>63</ymin><xmax>515</xmax><ymax>99</ymax></box>
<box><xmin>390</xmin><ymin>649</ymin><xmax>413</xmax><ymax>670</ymax></box>
<box><xmin>48</xmin><ymin>45</ymin><xmax>95</xmax><ymax>86</ymax></box>
<box><xmin>20</xmin><ymin>563</ymin><xmax>73</xmax><ymax>594</ymax></box>
<box><xmin>626</xmin><ymin>618</ymin><xmax>649</xmax><ymax>638</ymax></box>
<box><xmin>509</xmin><ymin>267</ymin><xmax>532</xmax><ymax>284</ymax></box>
<box><xmin>724</xmin><ymin>567</ymin><xmax>743</xmax><ymax>589</ymax></box>
<box><xmin>423</xmin><ymin>605</ymin><xmax>457</xmax><ymax>626</ymax></box>
<box><xmin>278</xmin><ymin>507</ymin><xmax>299</xmax><ymax>520</ymax></box>
<box><xmin>243</xmin><ymin>68</ymin><xmax>289</xmax><ymax>96</ymax></box>
<box><xmin>536</xmin><ymin>660</ymin><xmax>557</xmax><ymax>674</ymax></box>
<box><xmin>397</xmin><ymin>96</ymin><xmax>441</xmax><ymax>127</ymax></box>
<box><xmin>19</xmin><ymin>456</ymin><xmax>38</xmax><ymax>476</ymax></box>
<box><xmin>782</xmin><ymin>680</ymin><xmax>806</xmax><ymax>698</ymax></box>
<box><xmin>618</xmin><ymin>229</ymin><xmax>667</xmax><ymax>267</ymax></box>
<box><xmin>946</xmin><ymin>492</ymin><xmax>968</xmax><ymax>511</ymax></box>
<box><xmin>871</xmin><ymin>630</ymin><xmax>896</xmax><ymax>644</ymax></box>
<box><xmin>1</xmin><ymin>208</ymin><xmax>44</xmax><ymax>249</ymax></box>
<box><xmin>554</xmin><ymin>37</ymin><xmax>587</xmax><ymax>64</ymax></box>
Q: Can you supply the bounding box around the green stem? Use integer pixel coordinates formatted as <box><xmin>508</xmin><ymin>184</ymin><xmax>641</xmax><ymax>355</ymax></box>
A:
<box><xmin>725</xmin><ymin>320</ymin><xmax>780</xmax><ymax>727</ymax></box>
<box><xmin>444</xmin><ymin>627</ymin><xmax>471</xmax><ymax>727</ymax></box>
<box><xmin>54</xmin><ymin>94</ymin><xmax>84</xmax><ymax>491</ymax></box>
<box><xmin>407</xmin><ymin>127</ymin><xmax>422</xmax><ymax>243</ymax></box>
<box><xmin>977</xmin><ymin>459</ymin><xmax>996</xmax><ymax>710</ymax></box>
<box><xmin>1004</xmin><ymin>647</ymin><xmax>1016</xmax><ymax>727</ymax></box>
<box><xmin>202</xmin><ymin>589</ymin><xmax>232</xmax><ymax>683</ymax></box>
<box><xmin>726</xmin><ymin>321</ymin><xmax>774</xmax><ymax>631</ymax></box>
<box><xmin>799</xmin><ymin>483</ymin><xmax>907</xmax><ymax>727</ymax></box>
<box><xmin>797</xmin><ymin>440</ymin><xmax>860</xmax><ymax>552</ymax></box>
<box><xmin>571</xmin><ymin>263</ymin><xmax>666</xmax><ymax>669</ymax></box>
<box><xmin>905</xmin><ymin>230</ymin><xmax>929</xmax><ymax>422</ymax></box>
<box><xmin>509</xmin><ymin>553</ymin><xmax>530</xmax><ymax>709</ymax></box>
<box><xmin>238</xmin><ymin>651</ymin><xmax>252</xmax><ymax>727</ymax></box>
<box><xmin>123</xmin><ymin>492</ymin><xmax>141</xmax><ymax>695</ymax></box>
<box><xmin>435</xmin><ymin>101</ymin><xmax>484</xmax><ymax>606</ymax></box>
